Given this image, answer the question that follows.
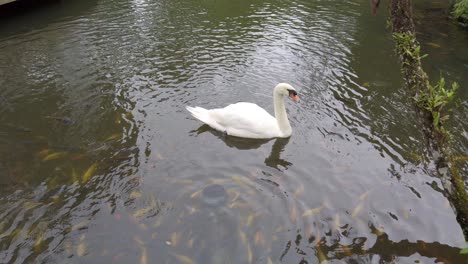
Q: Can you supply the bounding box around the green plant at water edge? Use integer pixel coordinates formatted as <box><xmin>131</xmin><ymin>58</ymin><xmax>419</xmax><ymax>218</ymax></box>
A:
<box><xmin>453</xmin><ymin>0</ymin><xmax>468</xmax><ymax>22</ymax></box>
<box><xmin>461</xmin><ymin>241</ymin><xmax>468</xmax><ymax>254</ymax></box>
<box><xmin>415</xmin><ymin>77</ymin><xmax>459</xmax><ymax>134</ymax></box>
<box><xmin>392</xmin><ymin>32</ymin><xmax>427</xmax><ymax>64</ymax></box>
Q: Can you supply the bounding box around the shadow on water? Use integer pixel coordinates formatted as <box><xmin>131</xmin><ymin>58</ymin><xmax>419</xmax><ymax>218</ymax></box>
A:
<box><xmin>264</xmin><ymin>137</ymin><xmax>292</xmax><ymax>170</ymax></box>
<box><xmin>278</xmin><ymin>224</ymin><xmax>466</xmax><ymax>263</ymax></box>
<box><xmin>192</xmin><ymin>124</ymin><xmax>292</xmax><ymax>170</ymax></box>
<box><xmin>192</xmin><ymin>124</ymin><xmax>272</xmax><ymax>150</ymax></box>
<box><xmin>0</xmin><ymin>0</ymin><xmax>98</xmax><ymax>35</ymax></box>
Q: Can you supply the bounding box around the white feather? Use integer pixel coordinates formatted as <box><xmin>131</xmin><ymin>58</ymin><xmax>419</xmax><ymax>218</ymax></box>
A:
<box><xmin>186</xmin><ymin>83</ymin><xmax>298</xmax><ymax>139</ymax></box>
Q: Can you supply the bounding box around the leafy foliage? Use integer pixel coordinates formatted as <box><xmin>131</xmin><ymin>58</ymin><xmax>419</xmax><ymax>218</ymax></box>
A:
<box><xmin>453</xmin><ymin>0</ymin><xmax>468</xmax><ymax>22</ymax></box>
<box><xmin>392</xmin><ymin>32</ymin><xmax>427</xmax><ymax>64</ymax></box>
<box><xmin>415</xmin><ymin>77</ymin><xmax>459</xmax><ymax>131</ymax></box>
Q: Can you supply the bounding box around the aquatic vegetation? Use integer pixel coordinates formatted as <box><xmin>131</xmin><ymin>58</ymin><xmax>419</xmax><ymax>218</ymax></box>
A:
<box><xmin>461</xmin><ymin>243</ymin><xmax>468</xmax><ymax>254</ymax></box>
<box><xmin>414</xmin><ymin>77</ymin><xmax>459</xmax><ymax>136</ymax></box>
<box><xmin>392</xmin><ymin>32</ymin><xmax>427</xmax><ymax>67</ymax></box>
<box><xmin>453</xmin><ymin>0</ymin><xmax>468</xmax><ymax>23</ymax></box>
<box><xmin>389</xmin><ymin>3</ymin><xmax>467</xmax><ymax>238</ymax></box>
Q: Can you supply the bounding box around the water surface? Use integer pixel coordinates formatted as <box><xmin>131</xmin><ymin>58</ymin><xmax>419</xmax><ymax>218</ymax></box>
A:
<box><xmin>0</xmin><ymin>0</ymin><xmax>467</xmax><ymax>263</ymax></box>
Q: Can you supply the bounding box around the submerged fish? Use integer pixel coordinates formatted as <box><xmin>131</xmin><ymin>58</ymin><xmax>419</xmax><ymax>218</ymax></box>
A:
<box><xmin>82</xmin><ymin>163</ymin><xmax>98</xmax><ymax>183</ymax></box>
<box><xmin>171</xmin><ymin>253</ymin><xmax>195</xmax><ymax>264</ymax></box>
<box><xmin>351</xmin><ymin>202</ymin><xmax>364</xmax><ymax>219</ymax></box>
<box><xmin>77</xmin><ymin>242</ymin><xmax>86</xmax><ymax>257</ymax></box>
<box><xmin>426</xmin><ymin>42</ymin><xmax>441</xmax><ymax>48</ymax></box>
<box><xmin>170</xmin><ymin>232</ymin><xmax>181</xmax><ymax>247</ymax></box>
<box><xmin>105</xmin><ymin>133</ymin><xmax>121</xmax><ymax>141</ymax></box>
<box><xmin>45</xmin><ymin>116</ymin><xmax>73</xmax><ymax>125</ymax></box>
<box><xmin>42</xmin><ymin>152</ymin><xmax>68</xmax><ymax>161</ymax></box>
<box><xmin>302</xmin><ymin>205</ymin><xmax>324</xmax><ymax>217</ymax></box>
<box><xmin>140</xmin><ymin>246</ymin><xmax>148</xmax><ymax>264</ymax></box>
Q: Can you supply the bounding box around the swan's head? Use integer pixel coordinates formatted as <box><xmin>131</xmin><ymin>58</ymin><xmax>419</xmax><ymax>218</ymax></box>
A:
<box><xmin>275</xmin><ymin>83</ymin><xmax>300</xmax><ymax>103</ymax></box>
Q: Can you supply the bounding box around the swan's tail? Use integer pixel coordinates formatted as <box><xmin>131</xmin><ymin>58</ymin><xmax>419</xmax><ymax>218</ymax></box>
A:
<box><xmin>186</xmin><ymin>106</ymin><xmax>209</xmax><ymax>122</ymax></box>
<box><xmin>186</xmin><ymin>106</ymin><xmax>224</xmax><ymax>132</ymax></box>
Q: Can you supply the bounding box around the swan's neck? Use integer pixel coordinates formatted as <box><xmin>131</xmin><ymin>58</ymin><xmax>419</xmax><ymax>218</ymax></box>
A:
<box><xmin>273</xmin><ymin>92</ymin><xmax>292</xmax><ymax>136</ymax></box>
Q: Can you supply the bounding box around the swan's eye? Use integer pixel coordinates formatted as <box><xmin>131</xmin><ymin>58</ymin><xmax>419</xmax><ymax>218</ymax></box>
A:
<box><xmin>287</xmin><ymin>89</ymin><xmax>297</xmax><ymax>96</ymax></box>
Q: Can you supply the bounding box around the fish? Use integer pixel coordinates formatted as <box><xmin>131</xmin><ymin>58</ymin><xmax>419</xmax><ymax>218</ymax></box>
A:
<box><xmin>133</xmin><ymin>207</ymin><xmax>152</xmax><ymax>218</ymax></box>
<box><xmin>37</xmin><ymin>149</ymin><xmax>52</xmax><ymax>158</ymax></box>
<box><xmin>33</xmin><ymin>232</ymin><xmax>44</xmax><ymax>252</ymax></box>
<box><xmin>42</xmin><ymin>152</ymin><xmax>67</xmax><ymax>161</ymax></box>
<box><xmin>359</xmin><ymin>190</ymin><xmax>370</xmax><ymax>201</ymax></box>
<box><xmin>82</xmin><ymin>163</ymin><xmax>98</xmax><ymax>183</ymax></box>
<box><xmin>231</xmin><ymin>175</ymin><xmax>250</xmax><ymax>188</ymax></box>
<box><xmin>64</xmin><ymin>240</ymin><xmax>73</xmax><ymax>255</ymax></box>
<box><xmin>339</xmin><ymin>245</ymin><xmax>352</xmax><ymax>256</ymax></box>
<box><xmin>426</xmin><ymin>42</ymin><xmax>441</xmax><ymax>48</ymax></box>
<box><xmin>72</xmin><ymin>168</ymin><xmax>80</xmax><ymax>183</ymax></box>
<box><xmin>254</xmin><ymin>230</ymin><xmax>264</xmax><ymax>246</ymax></box>
<box><xmin>71</xmin><ymin>154</ymin><xmax>87</xmax><ymax>161</ymax></box>
<box><xmin>289</xmin><ymin>205</ymin><xmax>297</xmax><ymax>222</ymax></box>
<box><xmin>293</xmin><ymin>184</ymin><xmax>304</xmax><ymax>199</ymax></box>
<box><xmin>77</xmin><ymin>242</ymin><xmax>86</xmax><ymax>257</ymax></box>
<box><xmin>302</xmin><ymin>205</ymin><xmax>324</xmax><ymax>217</ymax></box>
<box><xmin>190</xmin><ymin>189</ymin><xmax>202</xmax><ymax>199</ymax></box>
<box><xmin>247</xmin><ymin>242</ymin><xmax>253</xmax><ymax>264</ymax></box>
<box><xmin>23</xmin><ymin>201</ymin><xmax>41</xmax><ymax>210</ymax></box>
<box><xmin>171</xmin><ymin>253</ymin><xmax>195</xmax><ymax>264</ymax></box>
<box><xmin>316</xmin><ymin>245</ymin><xmax>328</xmax><ymax>263</ymax></box>
<box><xmin>70</xmin><ymin>219</ymin><xmax>89</xmax><ymax>232</ymax></box>
<box><xmin>400</xmin><ymin>208</ymin><xmax>410</xmax><ymax>219</ymax></box>
<box><xmin>227</xmin><ymin>189</ymin><xmax>240</xmax><ymax>202</ymax></box>
<box><xmin>153</xmin><ymin>217</ymin><xmax>163</xmax><ymax>228</ymax></box>
<box><xmin>351</xmin><ymin>202</ymin><xmax>364</xmax><ymax>219</ymax></box>
<box><xmin>239</xmin><ymin>230</ymin><xmax>248</xmax><ymax>246</ymax></box>
<box><xmin>130</xmin><ymin>191</ymin><xmax>142</xmax><ymax>199</ymax></box>
<box><xmin>332</xmin><ymin>214</ymin><xmax>341</xmax><ymax>231</ymax></box>
<box><xmin>187</xmin><ymin>238</ymin><xmax>194</xmax><ymax>248</ymax></box>
<box><xmin>45</xmin><ymin>116</ymin><xmax>73</xmax><ymax>125</ymax></box>
<box><xmin>106</xmin><ymin>133</ymin><xmax>121</xmax><ymax>141</ymax></box>
<box><xmin>229</xmin><ymin>202</ymin><xmax>250</xmax><ymax>209</ymax></box>
<box><xmin>133</xmin><ymin>236</ymin><xmax>144</xmax><ymax>246</ymax></box>
<box><xmin>140</xmin><ymin>246</ymin><xmax>148</xmax><ymax>264</ymax></box>
<box><xmin>170</xmin><ymin>232</ymin><xmax>181</xmax><ymax>247</ymax></box>
<box><xmin>245</xmin><ymin>212</ymin><xmax>258</xmax><ymax>226</ymax></box>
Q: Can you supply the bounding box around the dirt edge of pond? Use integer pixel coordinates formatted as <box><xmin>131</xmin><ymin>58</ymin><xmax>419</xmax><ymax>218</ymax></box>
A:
<box><xmin>388</xmin><ymin>0</ymin><xmax>468</xmax><ymax>239</ymax></box>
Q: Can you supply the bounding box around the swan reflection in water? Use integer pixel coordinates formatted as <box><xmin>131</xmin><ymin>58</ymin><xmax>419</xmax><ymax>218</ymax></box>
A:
<box><xmin>191</xmin><ymin>125</ymin><xmax>292</xmax><ymax>170</ymax></box>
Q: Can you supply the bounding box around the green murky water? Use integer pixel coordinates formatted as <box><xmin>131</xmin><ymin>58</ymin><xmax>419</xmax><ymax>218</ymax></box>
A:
<box><xmin>0</xmin><ymin>0</ymin><xmax>467</xmax><ymax>263</ymax></box>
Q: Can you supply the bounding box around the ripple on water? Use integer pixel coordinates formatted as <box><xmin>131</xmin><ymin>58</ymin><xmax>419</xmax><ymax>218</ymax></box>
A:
<box><xmin>0</xmin><ymin>0</ymin><xmax>467</xmax><ymax>263</ymax></box>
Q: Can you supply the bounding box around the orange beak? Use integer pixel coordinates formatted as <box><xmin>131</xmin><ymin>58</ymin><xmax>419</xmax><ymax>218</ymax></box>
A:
<box><xmin>289</xmin><ymin>94</ymin><xmax>300</xmax><ymax>103</ymax></box>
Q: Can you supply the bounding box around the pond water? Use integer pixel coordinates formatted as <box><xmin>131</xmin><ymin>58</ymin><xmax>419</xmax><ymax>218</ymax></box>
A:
<box><xmin>0</xmin><ymin>0</ymin><xmax>467</xmax><ymax>263</ymax></box>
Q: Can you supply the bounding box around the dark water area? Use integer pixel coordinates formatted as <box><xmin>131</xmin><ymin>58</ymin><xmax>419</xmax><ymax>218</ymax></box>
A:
<box><xmin>0</xmin><ymin>0</ymin><xmax>467</xmax><ymax>263</ymax></box>
<box><xmin>414</xmin><ymin>0</ymin><xmax>468</xmax><ymax>188</ymax></box>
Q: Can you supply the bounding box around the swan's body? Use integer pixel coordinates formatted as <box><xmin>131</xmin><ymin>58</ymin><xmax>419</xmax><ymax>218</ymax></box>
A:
<box><xmin>186</xmin><ymin>83</ymin><xmax>299</xmax><ymax>139</ymax></box>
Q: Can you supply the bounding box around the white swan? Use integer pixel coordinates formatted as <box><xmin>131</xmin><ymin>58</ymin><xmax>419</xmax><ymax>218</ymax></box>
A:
<box><xmin>186</xmin><ymin>83</ymin><xmax>300</xmax><ymax>139</ymax></box>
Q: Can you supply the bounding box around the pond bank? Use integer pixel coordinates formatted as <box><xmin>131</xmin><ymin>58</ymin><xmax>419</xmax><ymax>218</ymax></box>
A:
<box><xmin>0</xmin><ymin>0</ymin><xmax>59</xmax><ymax>16</ymax></box>
<box><xmin>387</xmin><ymin>0</ymin><xmax>468</xmax><ymax>238</ymax></box>
<box><xmin>453</xmin><ymin>0</ymin><xmax>468</xmax><ymax>25</ymax></box>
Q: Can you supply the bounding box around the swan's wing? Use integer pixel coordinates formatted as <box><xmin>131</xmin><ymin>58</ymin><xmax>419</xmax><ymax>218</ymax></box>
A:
<box><xmin>210</xmin><ymin>102</ymin><xmax>279</xmax><ymax>138</ymax></box>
